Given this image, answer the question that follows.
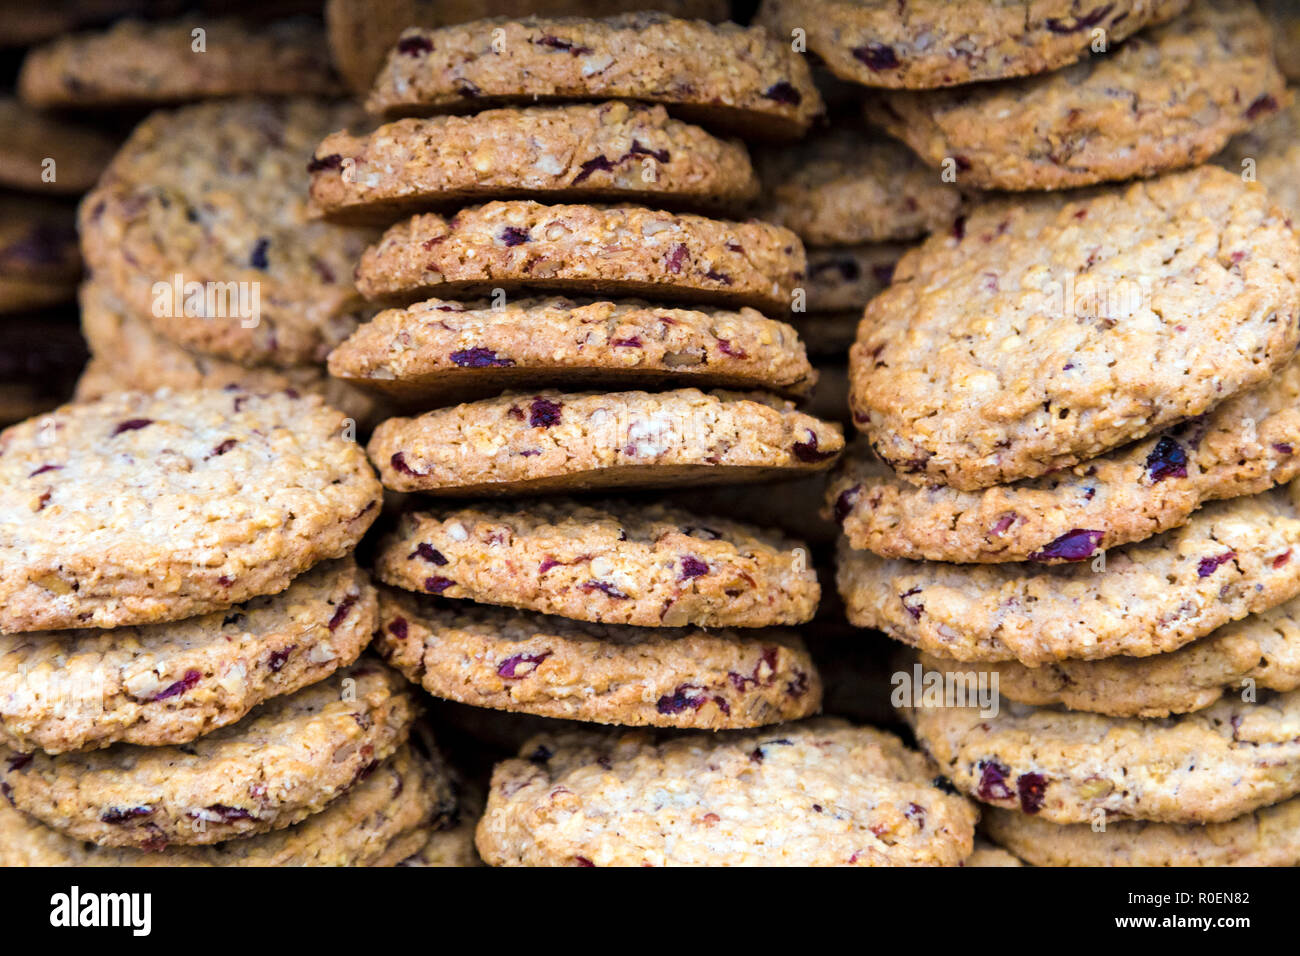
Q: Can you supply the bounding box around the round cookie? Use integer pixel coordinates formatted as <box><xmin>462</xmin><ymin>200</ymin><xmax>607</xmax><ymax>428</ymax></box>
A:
<box><xmin>367</xmin><ymin>388</ymin><xmax>844</xmax><ymax>496</ymax></box>
<box><xmin>328</xmin><ymin>296</ymin><xmax>815</xmax><ymax>405</ymax></box>
<box><xmin>364</xmin><ymin>13</ymin><xmax>823</xmax><ymax>140</ymax></box>
<box><xmin>355</xmin><ymin>201</ymin><xmax>805</xmax><ymax>315</ymax></box>
<box><xmin>830</xmin><ymin>354</ymin><xmax>1300</xmax><ymax>563</ymax></box>
<box><xmin>849</xmin><ymin>166</ymin><xmax>1300</xmax><ymax>491</ymax></box>
<box><xmin>0</xmin><ymin>662</ymin><xmax>416</xmax><ymax>849</ymax></box>
<box><xmin>0</xmin><ymin>558</ymin><xmax>376</xmax><ymax>754</ymax></box>
<box><xmin>837</xmin><ymin>480</ymin><xmax>1300</xmax><ymax>665</ymax></box>
<box><xmin>79</xmin><ymin>98</ymin><xmax>378</xmax><ymax>368</ymax></box>
<box><xmin>757</xmin><ymin>131</ymin><xmax>962</xmax><ymax>246</ymax></box>
<box><xmin>375</xmin><ymin>587</ymin><xmax>822</xmax><ymax>728</ymax></box>
<box><xmin>803</xmin><ymin>243</ymin><xmax>905</xmax><ymax>312</ymax></box>
<box><xmin>0</xmin><ymin>196</ymin><xmax>79</xmax><ymax>314</ymax></box>
<box><xmin>1217</xmin><ymin>91</ymin><xmax>1300</xmax><ymax>223</ymax></box>
<box><xmin>476</xmin><ymin>718</ymin><xmax>977</xmax><ymax>866</ymax></box>
<box><xmin>373</xmin><ymin>500</ymin><xmax>820</xmax><ymax>628</ymax></box>
<box><xmin>0</xmin><ymin>387</ymin><xmax>381</xmax><ymax>633</ymax></box>
<box><xmin>983</xmin><ymin>798</ymin><xmax>1300</xmax><ymax>867</ymax></box>
<box><xmin>18</xmin><ymin>16</ymin><xmax>341</xmax><ymax>108</ymax></box>
<box><xmin>907</xmin><ymin>688</ymin><xmax>1300</xmax><ymax>824</ymax></box>
<box><xmin>755</xmin><ymin>0</ymin><xmax>1191</xmax><ymax>89</ymax></box>
<box><xmin>0</xmin><ymin>744</ymin><xmax>454</xmax><ymax>867</ymax></box>
<box><xmin>397</xmin><ymin>783</ymin><xmax>484</xmax><ymax>867</ymax></box>
<box><xmin>0</xmin><ymin>98</ymin><xmax>116</xmax><ymax>195</ymax></box>
<box><xmin>309</xmin><ymin>103</ymin><xmax>759</xmax><ymax>224</ymax></box>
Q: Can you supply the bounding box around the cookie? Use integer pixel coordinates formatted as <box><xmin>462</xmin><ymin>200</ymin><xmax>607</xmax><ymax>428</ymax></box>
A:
<box><xmin>18</xmin><ymin>16</ymin><xmax>341</xmax><ymax>108</ymax></box>
<box><xmin>1260</xmin><ymin>0</ymin><xmax>1300</xmax><ymax>82</ymax></box>
<box><xmin>0</xmin><ymin>743</ymin><xmax>453</xmax><ymax>867</ymax></box>
<box><xmin>849</xmin><ymin>166</ymin><xmax>1300</xmax><ymax>491</ymax></box>
<box><xmin>76</xmin><ymin>281</ymin><xmax>385</xmax><ymax>428</ymax></box>
<box><xmin>0</xmin><ymin>387</ymin><xmax>381</xmax><ymax>633</ymax></box>
<box><xmin>0</xmin><ymin>98</ymin><xmax>116</xmax><ymax>195</ymax></box>
<box><xmin>803</xmin><ymin>243</ymin><xmax>905</xmax><ymax>312</ymax></box>
<box><xmin>79</xmin><ymin>98</ymin><xmax>378</xmax><ymax>368</ymax></box>
<box><xmin>0</xmin><ymin>558</ymin><xmax>376</xmax><ymax>754</ymax></box>
<box><xmin>355</xmin><ymin>201</ymin><xmax>805</xmax><ymax>315</ymax></box>
<box><xmin>837</xmin><ymin>480</ymin><xmax>1300</xmax><ymax>665</ymax></box>
<box><xmin>982</xmin><ymin>798</ymin><xmax>1300</xmax><ymax>867</ymax></box>
<box><xmin>0</xmin><ymin>314</ymin><xmax>85</xmax><ymax>426</ymax></box>
<box><xmin>866</xmin><ymin>0</ymin><xmax>1285</xmax><ymax>192</ymax></box>
<box><xmin>755</xmin><ymin>0</ymin><xmax>1190</xmax><ymax>89</ymax></box>
<box><xmin>0</xmin><ymin>661</ymin><xmax>416</xmax><ymax>848</ymax></box>
<box><xmin>757</xmin><ymin>131</ymin><xmax>962</xmax><ymax>246</ymax></box>
<box><xmin>375</xmin><ymin>586</ymin><xmax>821</xmax><ymax>728</ymax></box>
<box><xmin>1217</xmin><ymin>90</ymin><xmax>1300</xmax><ymax>223</ymax></box>
<box><xmin>368</xmin><ymin>388</ymin><xmax>844</xmax><ymax>496</ymax></box>
<box><xmin>830</xmin><ymin>355</ymin><xmax>1300</xmax><ymax>564</ymax></box>
<box><xmin>364</xmin><ymin>13</ymin><xmax>823</xmax><ymax>140</ymax></box>
<box><xmin>325</xmin><ymin>0</ymin><xmax>730</xmax><ymax>93</ymax></box>
<box><xmin>327</xmin><ymin>296</ymin><xmax>815</xmax><ymax>405</ymax></box>
<box><xmin>397</xmin><ymin>777</ymin><xmax>484</xmax><ymax>867</ymax></box>
<box><xmin>907</xmin><ymin>688</ymin><xmax>1300</xmax><ymax>824</ymax></box>
<box><xmin>374</xmin><ymin>500</ymin><xmax>820</xmax><ymax>628</ymax></box>
<box><xmin>962</xmin><ymin>839</ymin><xmax>1024</xmax><ymax>867</ymax></box>
<box><xmin>309</xmin><ymin>103</ymin><xmax>758</xmax><ymax>224</ymax></box>
<box><xmin>0</xmin><ymin>196</ymin><xmax>79</xmax><ymax>314</ymax></box>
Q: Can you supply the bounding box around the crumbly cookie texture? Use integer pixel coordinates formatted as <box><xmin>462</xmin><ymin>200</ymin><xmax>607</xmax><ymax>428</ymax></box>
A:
<box><xmin>355</xmin><ymin>201</ymin><xmax>805</xmax><ymax>315</ymax></box>
<box><xmin>375</xmin><ymin>587</ymin><xmax>821</xmax><ymax>728</ymax></box>
<box><xmin>79</xmin><ymin>98</ymin><xmax>377</xmax><ymax>368</ymax></box>
<box><xmin>0</xmin><ymin>662</ymin><xmax>416</xmax><ymax>849</ymax></box>
<box><xmin>0</xmin><ymin>744</ymin><xmax>454</xmax><ymax>867</ymax></box>
<box><xmin>0</xmin><ymin>388</ymin><xmax>381</xmax><ymax>633</ymax></box>
<box><xmin>908</xmin><ymin>688</ymin><xmax>1300</xmax><ymax>824</ymax></box>
<box><xmin>866</xmin><ymin>0</ymin><xmax>1284</xmax><ymax>192</ymax></box>
<box><xmin>17</xmin><ymin>16</ymin><xmax>341</xmax><ymax>107</ymax></box>
<box><xmin>326</xmin><ymin>0</ymin><xmax>729</xmax><ymax>93</ymax></box>
<box><xmin>961</xmin><ymin>839</ymin><xmax>1023</xmax><ymax>867</ymax></box>
<box><xmin>310</xmin><ymin>103</ymin><xmax>758</xmax><ymax>224</ymax></box>
<box><xmin>0</xmin><ymin>559</ymin><xmax>375</xmax><ymax>754</ymax></box>
<box><xmin>756</xmin><ymin>0</ymin><xmax>1190</xmax><ymax>89</ymax></box>
<box><xmin>1217</xmin><ymin>90</ymin><xmax>1300</xmax><ymax>223</ymax></box>
<box><xmin>328</xmin><ymin>296</ymin><xmax>814</xmax><ymax>405</ymax></box>
<box><xmin>921</xmin><ymin>592</ymin><xmax>1300</xmax><ymax>719</ymax></box>
<box><xmin>803</xmin><ymin>243</ymin><xmax>907</xmax><ymax>312</ymax></box>
<box><xmin>837</xmin><ymin>481</ymin><xmax>1300</xmax><ymax>665</ymax></box>
<box><xmin>983</xmin><ymin>798</ymin><xmax>1300</xmax><ymax>867</ymax></box>
<box><xmin>76</xmin><ymin>281</ymin><xmax>385</xmax><ymax>428</ymax></box>
<box><xmin>756</xmin><ymin>131</ymin><xmax>961</xmax><ymax>246</ymax></box>
<box><xmin>849</xmin><ymin>166</ymin><xmax>1300</xmax><ymax>491</ymax></box>
<box><xmin>0</xmin><ymin>195</ymin><xmax>79</xmax><ymax>313</ymax></box>
<box><xmin>374</xmin><ymin>500</ymin><xmax>820</xmax><ymax>628</ymax></box>
<box><xmin>476</xmin><ymin>718</ymin><xmax>976</xmax><ymax>865</ymax></box>
<box><xmin>367</xmin><ymin>387</ymin><xmax>844</xmax><ymax>495</ymax></box>
<box><xmin>0</xmin><ymin>97</ymin><xmax>116</xmax><ymax>194</ymax></box>
<box><xmin>365</xmin><ymin>12</ymin><xmax>823</xmax><ymax>140</ymax></box>
<box><xmin>830</xmin><ymin>355</ymin><xmax>1300</xmax><ymax>563</ymax></box>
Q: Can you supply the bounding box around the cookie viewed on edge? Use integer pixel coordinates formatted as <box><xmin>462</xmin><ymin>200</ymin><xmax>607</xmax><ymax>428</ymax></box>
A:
<box><xmin>355</xmin><ymin>201</ymin><xmax>805</xmax><ymax>315</ymax></box>
<box><xmin>0</xmin><ymin>388</ymin><xmax>382</xmax><ymax>633</ymax></box>
<box><xmin>907</xmin><ymin>688</ymin><xmax>1300</xmax><ymax>824</ymax></box>
<box><xmin>1217</xmin><ymin>90</ymin><xmax>1300</xmax><ymax>223</ymax></box>
<box><xmin>327</xmin><ymin>296</ymin><xmax>815</xmax><ymax>404</ymax></box>
<box><xmin>367</xmin><ymin>388</ymin><xmax>844</xmax><ymax>496</ymax></box>
<box><xmin>0</xmin><ymin>662</ymin><xmax>416</xmax><ymax>849</ymax></box>
<box><xmin>79</xmin><ymin>98</ymin><xmax>377</xmax><ymax>368</ymax></box>
<box><xmin>755</xmin><ymin>0</ymin><xmax>1190</xmax><ymax>89</ymax></box>
<box><xmin>0</xmin><ymin>97</ymin><xmax>116</xmax><ymax>194</ymax></box>
<box><xmin>365</xmin><ymin>13</ymin><xmax>823</xmax><ymax>140</ymax></box>
<box><xmin>374</xmin><ymin>500</ymin><xmax>820</xmax><ymax>628</ymax></box>
<box><xmin>309</xmin><ymin>103</ymin><xmax>759</xmax><ymax>224</ymax></box>
<box><xmin>830</xmin><ymin>354</ymin><xmax>1300</xmax><ymax>563</ymax></box>
<box><xmin>477</xmin><ymin>718</ymin><xmax>976</xmax><ymax>865</ymax></box>
<box><xmin>849</xmin><ymin>166</ymin><xmax>1300</xmax><ymax>491</ymax></box>
<box><xmin>375</xmin><ymin>587</ymin><xmax>821</xmax><ymax>728</ymax></box>
<box><xmin>0</xmin><ymin>196</ymin><xmax>79</xmax><ymax>314</ymax></box>
<box><xmin>866</xmin><ymin>0</ymin><xmax>1285</xmax><ymax>192</ymax></box>
<box><xmin>0</xmin><ymin>558</ymin><xmax>376</xmax><ymax>754</ymax></box>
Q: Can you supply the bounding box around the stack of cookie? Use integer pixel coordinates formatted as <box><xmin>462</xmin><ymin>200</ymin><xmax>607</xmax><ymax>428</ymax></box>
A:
<box><xmin>0</xmin><ymin>386</ymin><xmax>480</xmax><ymax>866</ymax></box>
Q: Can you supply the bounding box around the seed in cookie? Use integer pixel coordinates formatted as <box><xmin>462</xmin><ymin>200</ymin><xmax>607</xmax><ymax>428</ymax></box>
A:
<box><xmin>849</xmin><ymin>166</ymin><xmax>1300</xmax><ymax>491</ymax></box>
<box><xmin>355</xmin><ymin>201</ymin><xmax>805</xmax><ymax>315</ymax></box>
<box><xmin>866</xmin><ymin>0</ymin><xmax>1285</xmax><ymax>192</ymax></box>
<box><xmin>309</xmin><ymin>103</ymin><xmax>759</xmax><ymax>224</ymax></box>
<box><xmin>367</xmin><ymin>387</ymin><xmax>844</xmax><ymax>496</ymax></box>
<box><xmin>374</xmin><ymin>586</ymin><xmax>821</xmax><ymax>728</ymax></box>
<box><xmin>374</xmin><ymin>500</ymin><xmax>819</xmax><ymax>628</ymax></box>
<box><xmin>327</xmin><ymin>296</ymin><xmax>815</xmax><ymax>404</ymax></box>
<box><xmin>0</xmin><ymin>387</ymin><xmax>382</xmax><ymax>633</ymax></box>
<box><xmin>364</xmin><ymin>12</ymin><xmax>823</xmax><ymax>140</ymax></box>
<box><xmin>0</xmin><ymin>97</ymin><xmax>116</xmax><ymax>195</ymax></box>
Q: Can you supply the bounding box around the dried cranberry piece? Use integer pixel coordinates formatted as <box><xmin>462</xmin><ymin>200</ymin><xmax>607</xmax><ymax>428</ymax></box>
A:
<box><xmin>1045</xmin><ymin>4</ymin><xmax>1114</xmax><ymax>33</ymax></box>
<box><xmin>267</xmin><ymin>646</ymin><xmax>296</xmax><ymax>672</ymax></box>
<box><xmin>900</xmin><ymin>587</ymin><xmax>924</xmax><ymax>620</ymax></box>
<box><xmin>101</xmin><ymin>806</ymin><xmax>154</xmax><ymax>824</ymax></box>
<box><xmin>1028</xmin><ymin>528</ymin><xmax>1104</xmax><ymax>562</ymax></box>
<box><xmin>762</xmin><ymin>80</ymin><xmax>802</xmax><ymax>105</ymax></box>
<box><xmin>6</xmin><ymin>754</ymin><xmax>32</xmax><ymax>772</ymax></box>
<box><xmin>834</xmin><ymin>486</ymin><xmax>861</xmax><ymax>523</ymax></box>
<box><xmin>582</xmin><ymin>580</ymin><xmax>629</xmax><ymax>600</ymax></box>
<box><xmin>529</xmin><ymin>744</ymin><xmax>553</xmax><ymax>763</ymax></box>
<box><xmin>497</xmin><ymin>651</ymin><xmax>552</xmax><ymax>679</ymax></box>
<box><xmin>951</xmin><ymin>215</ymin><xmax>966</xmax><ymax>240</ymax></box>
<box><xmin>1246</xmin><ymin>94</ymin><xmax>1279</xmax><ymax>119</ymax></box>
<box><xmin>390</xmin><ymin>452</ymin><xmax>422</xmax><ymax>476</ymax></box>
<box><xmin>528</xmin><ymin>397</ymin><xmax>562</xmax><ymax>427</ymax></box>
<box><xmin>575</xmin><ymin>856</ymin><xmax>595</xmax><ymax>867</ymax></box>
<box><xmin>387</xmin><ymin>616</ymin><xmax>409</xmax><ymax>640</ymax></box>
<box><xmin>571</xmin><ymin>155</ymin><xmax>615</xmax><ymax>184</ymax></box>
<box><xmin>792</xmin><ymin>429</ymin><xmax>835</xmax><ymax>463</ymax></box>
<box><xmin>976</xmin><ymin>760</ymin><xmax>1014</xmax><ymax>801</ymax></box>
<box><xmin>871</xmin><ymin>262</ymin><xmax>896</xmax><ymax>286</ymax></box>
<box><xmin>328</xmin><ymin>595</ymin><xmax>358</xmax><ymax>630</ymax></box>
<box><xmin>1017</xmin><ymin>772</ymin><xmax>1048</xmax><ymax>813</ymax></box>
<box><xmin>904</xmin><ymin>803</ymin><xmax>926</xmax><ymax>829</ymax></box>
<box><xmin>1197</xmin><ymin>551</ymin><xmax>1236</xmax><ymax>578</ymax></box>
<box><xmin>626</xmin><ymin>140</ymin><xmax>669</xmax><ymax>163</ymax></box>
<box><xmin>424</xmin><ymin>576</ymin><xmax>455</xmax><ymax>594</ymax></box>
<box><xmin>27</xmin><ymin>464</ymin><xmax>61</xmax><ymax>477</ymax></box>
<box><xmin>205</xmin><ymin>804</ymin><xmax>254</xmax><ymax>822</ymax></box>
<box><xmin>397</xmin><ymin>34</ymin><xmax>433</xmax><ymax>55</ymax></box>
<box><xmin>499</xmin><ymin>226</ymin><xmax>531</xmax><ymax>246</ymax></box>
<box><xmin>611</xmin><ymin>336</ymin><xmax>642</xmax><ymax>348</ymax></box>
<box><xmin>1275</xmin><ymin>549</ymin><xmax>1293</xmax><ymax>569</ymax></box>
<box><xmin>111</xmin><ymin>418</ymin><xmax>153</xmax><ymax>436</ymax></box>
<box><xmin>1145</xmin><ymin>435</ymin><xmax>1187</xmax><ymax>482</ymax></box>
<box><xmin>307</xmin><ymin>153</ymin><xmax>343</xmax><ymax>173</ymax></box>
<box><xmin>666</xmin><ymin>243</ymin><xmax>689</xmax><ymax>274</ymax></box>
<box><xmin>851</xmin><ymin>43</ymin><xmax>900</xmax><ymax>71</ymax></box>
<box><xmin>704</xmin><ymin>268</ymin><xmax>732</xmax><ymax>284</ymax></box>
<box><xmin>535</xmin><ymin>35</ymin><xmax>593</xmax><ymax>54</ymax></box>
<box><xmin>410</xmin><ymin>543</ymin><xmax>448</xmax><ymax>565</ymax></box>
<box><xmin>1275</xmin><ymin>443</ymin><xmax>1295</xmax><ymax>455</ymax></box>
<box><xmin>249</xmin><ymin>238</ymin><xmax>270</xmax><ymax>270</ymax></box>
<box><xmin>209</xmin><ymin>438</ymin><xmax>238</xmax><ymax>458</ymax></box>
<box><xmin>679</xmin><ymin>556</ymin><xmax>708</xmax><ymax>579</ymax></box>
<box><xmin>149</xmin><ymin>669</ymin><xmax>200</xmax><ymax>702</ymax></box>
<box><xmin>451</xmin><ymin>347</ymin><xmax>514</xmax><ymax>368</ymax></box>
<box><xmin>989</xmin><ymin>513</ymin><xmax>1017</xmax><ymax>536</ymax></box>
<box><xmin>656</xmin><ymin>684</ymin><xmax>706</xmax><ymax>714</ymax></box>
<box><xmin>716</xmin><ymin>338</ymin><xmax>747</xmax><ymax>358</ymax></box>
